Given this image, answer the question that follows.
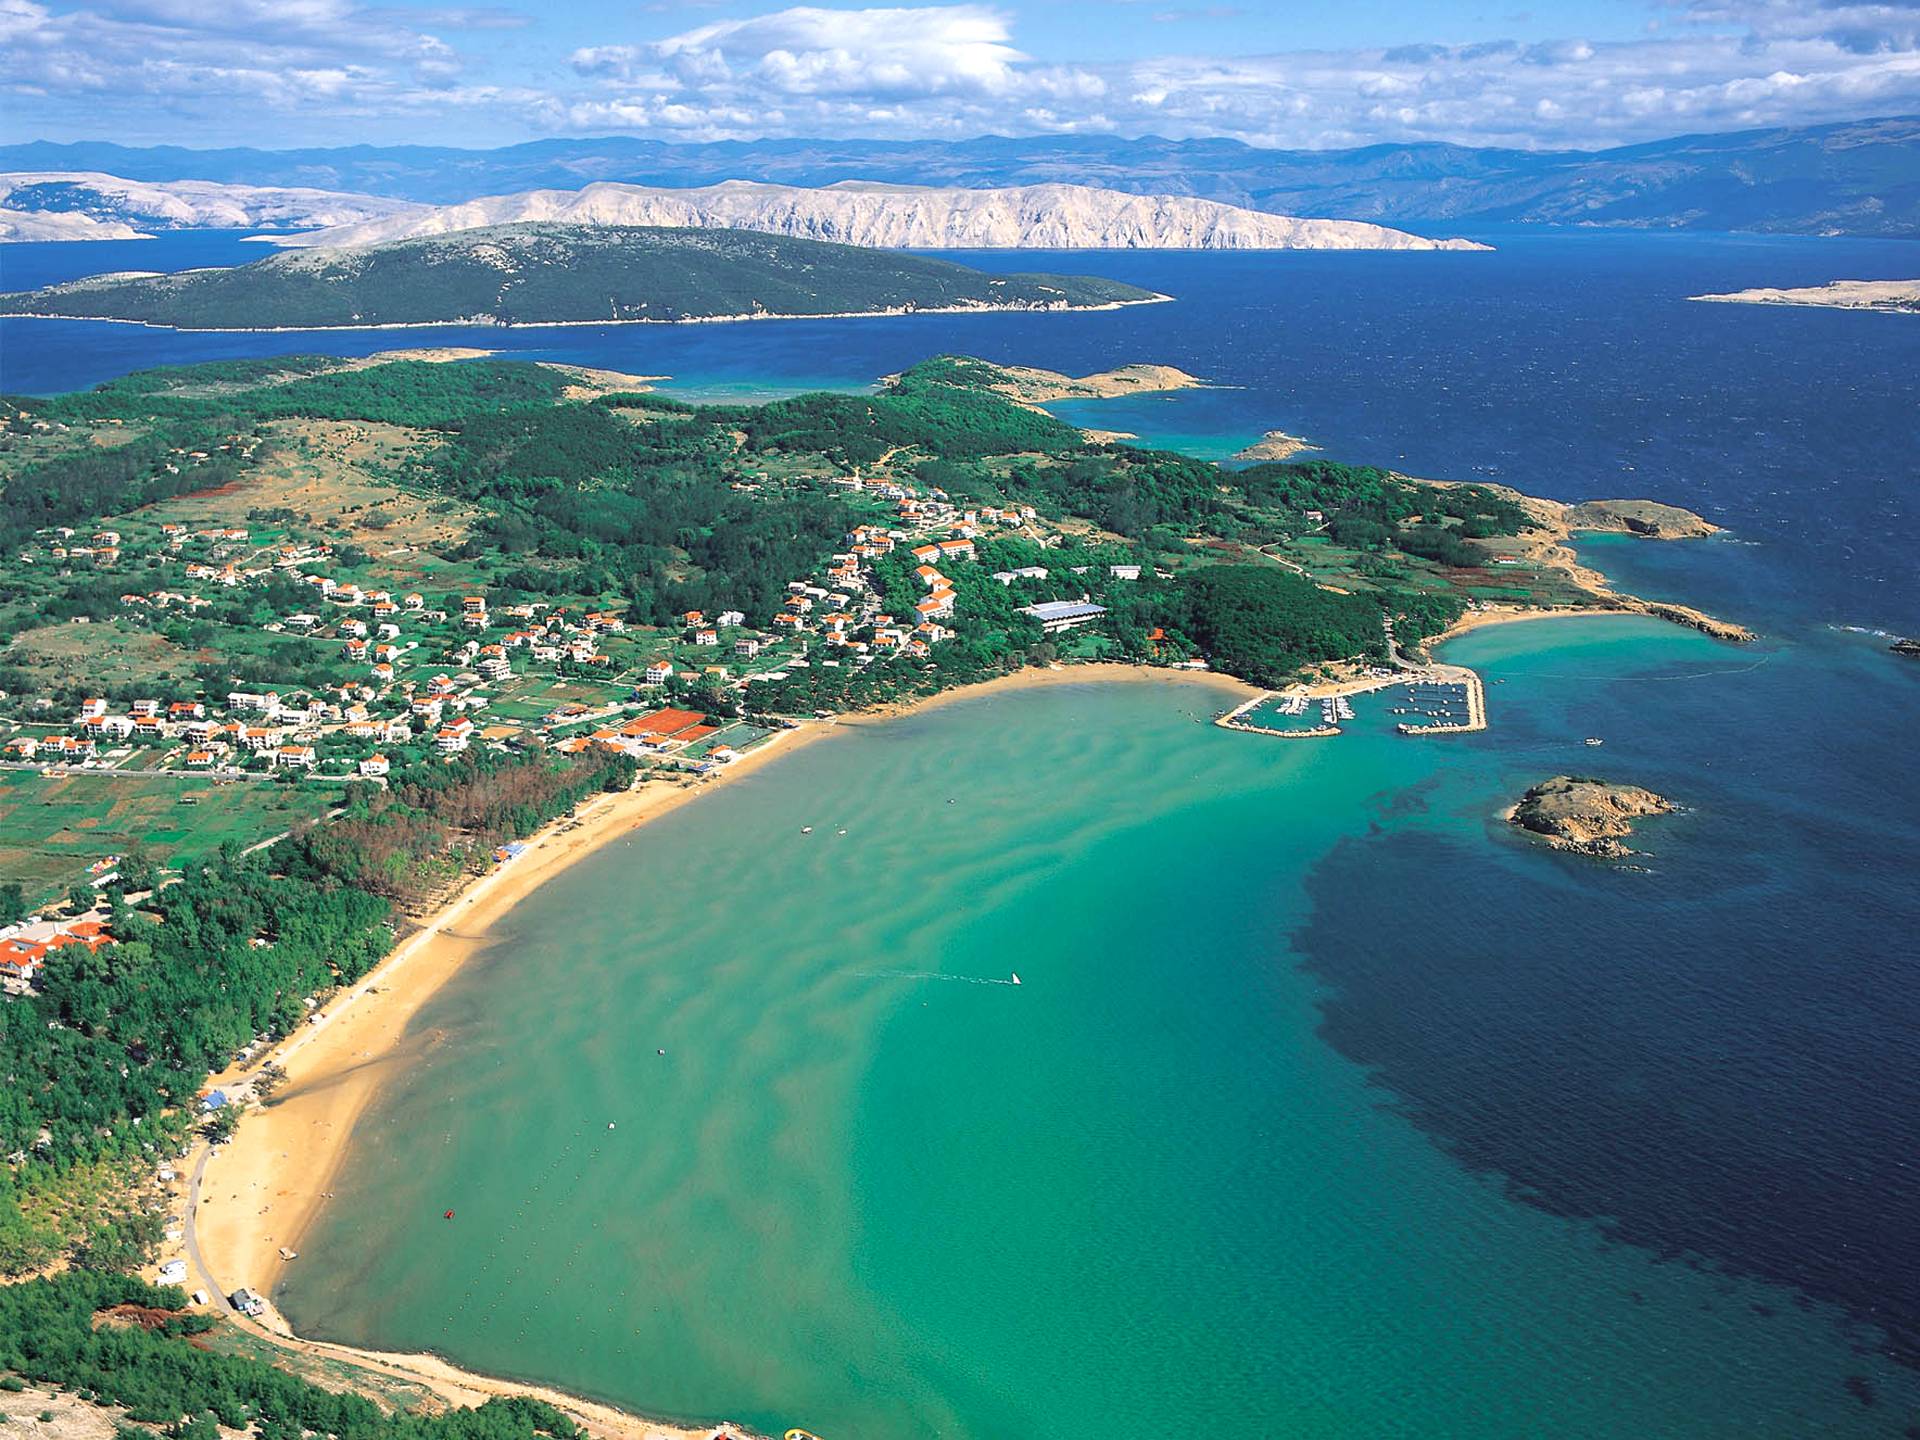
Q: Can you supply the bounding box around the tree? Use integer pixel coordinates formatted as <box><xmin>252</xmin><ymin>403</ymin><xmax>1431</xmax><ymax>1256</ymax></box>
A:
<box><xmin>0</xmin><ymin>882</ymin><xmax>26</xmax><ymax>924</ymax></box>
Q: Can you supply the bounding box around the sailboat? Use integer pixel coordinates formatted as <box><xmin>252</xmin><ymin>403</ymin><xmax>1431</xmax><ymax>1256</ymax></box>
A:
<box><xmin>1010</xmin><ymin>973</ymin><xmax>1022</xmax><ymax>986</ymax></box>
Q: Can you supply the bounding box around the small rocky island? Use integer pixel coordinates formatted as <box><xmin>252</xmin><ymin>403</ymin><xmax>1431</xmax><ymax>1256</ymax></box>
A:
<box><xmin>1508</xmin><ymin>775</ymin><xmax>1677</xmax><ymax>857</ymax></box>
<box><xmin>1231</xmin><ymin>429</ymin><xmax>1319</xmax><ymax>462</ymax></box>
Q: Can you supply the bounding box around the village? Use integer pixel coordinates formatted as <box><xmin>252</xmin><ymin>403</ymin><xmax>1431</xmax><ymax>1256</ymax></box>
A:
<box><xmin>0</xmin><ymin>434</ymin><xmax>1142</xmax><ymax>918</ymax></box>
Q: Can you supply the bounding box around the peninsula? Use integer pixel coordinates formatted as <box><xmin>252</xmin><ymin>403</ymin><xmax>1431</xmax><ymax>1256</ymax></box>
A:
<box><xmin>0</xmin><ymin>223</ymin><xmax>1161</xmax><ymax>330</ymax></box>
<box><xmin>1689</xmin><ymin>278</ymin><xmax>1920</xmax><ymax>312</ymax></box>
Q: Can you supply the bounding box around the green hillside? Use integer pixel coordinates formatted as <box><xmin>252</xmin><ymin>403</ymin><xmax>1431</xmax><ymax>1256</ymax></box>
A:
<box><xmin>0</xmin><ymin>223</ymin><xmax>1162</xmax><ymax>330</ymax></box>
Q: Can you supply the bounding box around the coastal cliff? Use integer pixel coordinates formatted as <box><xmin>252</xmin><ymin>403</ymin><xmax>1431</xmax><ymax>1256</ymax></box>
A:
<box><xmin>1508</xmin><ymin>775</ymin><xmax>1677</xmax><ymax>857</ymax></box>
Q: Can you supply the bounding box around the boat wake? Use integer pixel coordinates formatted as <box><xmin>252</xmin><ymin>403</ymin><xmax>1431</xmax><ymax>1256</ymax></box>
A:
<box><xmin>854</xmin><ymin>970</ymin><xmax>1023</xmax><ymax>987</ymax></box>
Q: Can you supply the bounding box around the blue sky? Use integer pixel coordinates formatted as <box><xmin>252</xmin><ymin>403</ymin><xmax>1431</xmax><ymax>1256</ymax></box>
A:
<box><xmin>3</xmin><ymin>0</ymin><xmax>1917</xmax><ymax>151</ymax></box>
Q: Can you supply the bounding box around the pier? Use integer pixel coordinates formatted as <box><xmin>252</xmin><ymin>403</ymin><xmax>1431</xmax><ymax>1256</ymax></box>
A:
<box><xmin>1392</xmin><ymin>669</ymin><xmax>1487</xmax><ymax>734</ymax></box>
<box><xmin>1216</xmin><ymin>664</ymin><xmax>1487</xmax><ymax>740</ymax></box>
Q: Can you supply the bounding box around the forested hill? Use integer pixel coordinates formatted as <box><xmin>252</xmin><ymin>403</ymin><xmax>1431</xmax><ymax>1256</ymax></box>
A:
<box><xmin>0</xmin><ymin>223</ymin><xmax>1161</xmax><ymax>330</ymax></box>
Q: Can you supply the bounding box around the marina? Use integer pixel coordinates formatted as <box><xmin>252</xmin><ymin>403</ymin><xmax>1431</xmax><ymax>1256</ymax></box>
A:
<box><xmin>1217</xmin><ymin>666</ymin><xmax>1487</xmax><ymax>740</ymax></box>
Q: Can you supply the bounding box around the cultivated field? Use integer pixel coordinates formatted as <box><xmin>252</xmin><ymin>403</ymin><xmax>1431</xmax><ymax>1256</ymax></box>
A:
<box><xmin>0</xmin><ymin>769</ymin><xmax>338</xmax><ymax>901</ymax></box>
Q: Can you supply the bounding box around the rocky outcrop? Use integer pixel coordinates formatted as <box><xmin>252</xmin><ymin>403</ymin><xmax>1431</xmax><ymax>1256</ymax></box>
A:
<box><xmin>268</xmin><ymin>180</ymin><xmax>1490</xmax><ymax>253</ymax></box>
<box><xmin>960</xmin><ymin>362</ymin><xmax>1205</xmax><ymax>405</ymax></box>
<box><xmin>1231</xmin><ymin>430</ymin><xmax>1319</xmax><ymax>462</ymax></box>
<box><xmin>1565</xmin><ymin>498</ymin><xmax>1721</xmax><ymax>539</ymax></box>
<box><xmin>1508</xmin><ymin>775</ymin><xmax>1677</xmax><ymax>857</ymax></box>
<box><xmin>1633</xmin><ymin>601</ymin><xmax>1753</xmax><ymax>643</ymax></box>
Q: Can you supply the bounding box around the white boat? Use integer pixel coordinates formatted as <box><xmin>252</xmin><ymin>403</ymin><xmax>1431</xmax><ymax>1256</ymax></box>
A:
<box><xmin>1584</xmin><ymin>737</ymin><xmax>1604</xmax><ymax>747</ymax></box>
<box><xmin>1010</xmin><ymin>973</ymin><xmax>1022</xmax><ymax>986</ymax></box>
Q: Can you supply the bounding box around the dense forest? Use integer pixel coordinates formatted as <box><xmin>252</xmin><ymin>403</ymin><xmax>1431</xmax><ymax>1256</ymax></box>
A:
<box><xmin>1172</xmin><ymin>566</ymin><xmax>1387</xmax><ymax>687</ymax></box>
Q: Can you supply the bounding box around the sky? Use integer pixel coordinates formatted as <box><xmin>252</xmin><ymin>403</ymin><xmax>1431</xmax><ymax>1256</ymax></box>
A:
<box><xmin>2</xmin><ymin>0</ymin><xmax>1918</xmax><ymax>152</ymax></box>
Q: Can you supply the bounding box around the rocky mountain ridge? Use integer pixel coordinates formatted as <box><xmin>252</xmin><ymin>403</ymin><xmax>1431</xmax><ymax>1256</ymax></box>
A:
<box><xmin>265</xmin><ymin>180</ymin><xmax>1485</xmax><ymax>252</ymax></box>
<box><xmin>0</xmin><ymin>171</ymin><xmax>421</xmax><ymax>243</ymax></box>
<box><xmin>7</xmin><ymin>115</ymin><xmax>1912</xmax><ymax>235</ymax></box>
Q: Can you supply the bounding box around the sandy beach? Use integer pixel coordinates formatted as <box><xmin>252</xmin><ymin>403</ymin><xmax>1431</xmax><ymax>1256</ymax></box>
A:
<box><xmin>1434</xmin><ymin>602</ymin><xmax>1650</xmax><ymax>643</ymax></box>
<box><xmin>180</xmin><ymin>662</ymin><xmax>1254</xmax><ymax>1438</ymax></box>
<box><xmin>183</xmin><ymin>726</ymin><xmax>844</xmax><ymax>1440</ymax></box>
<box><xmin>193</xmin><ymin>727</ymin><xmax>826</xmax><ymax>1290</ymax></box>
<box><xmin>857</xmin><ymin>659</ymin><xmax>1259</xmax><ymax>723</ymax></box>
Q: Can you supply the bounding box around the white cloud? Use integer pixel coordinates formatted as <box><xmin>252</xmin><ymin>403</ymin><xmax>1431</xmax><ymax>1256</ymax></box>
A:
<box><xmin>650</xmin><ymin>5</ymin><xmax>1026</xmax><ymax>97</ymax></box>
<box><xmin>4</xmin><ymin>0</ymin><xmax>1920</xmax><ymax>150</ymax></box>
<box><xmin>0</xmin><ymin>0</ymin><xmax>509</xmax><ymax>127</ymax></box>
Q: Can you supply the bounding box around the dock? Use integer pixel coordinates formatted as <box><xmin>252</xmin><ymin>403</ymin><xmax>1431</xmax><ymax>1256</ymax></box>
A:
<box><xmin>1216</xmin><ymin>664</ymin><xmax>1487</xmax><ymax>740</ymax></box>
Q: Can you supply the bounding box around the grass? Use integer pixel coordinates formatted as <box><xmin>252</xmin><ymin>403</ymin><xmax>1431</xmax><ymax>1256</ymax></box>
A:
<box><xmin>7</xmin><ymin>622</ymin><xmax>192</xmax><ymax>691</ymax></box>
<box><xmin>0</xmin><ymin>770</ymin><xmax>338</xmax><ymax>902</ymax></box>
<box><xmin>196</xmin><ymin>1323</ymin><xmax>442</xmax><ymax>1415</ymax></box>
<box><xmin>484</xmin><ymin>675</ymin><xmax>633</xmax><ymax>724</ymax></box>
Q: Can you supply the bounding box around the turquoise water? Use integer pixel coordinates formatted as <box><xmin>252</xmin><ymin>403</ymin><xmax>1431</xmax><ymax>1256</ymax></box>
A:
<box><xmin>12</xmin><ymin>231</ymin><xmax>1918</xmax><ymax>1433</ymax></box>
<box><xmin>280</xmin><ymin>622</ymin><xmax>1920</xmax><ymax>1436</ymax></box>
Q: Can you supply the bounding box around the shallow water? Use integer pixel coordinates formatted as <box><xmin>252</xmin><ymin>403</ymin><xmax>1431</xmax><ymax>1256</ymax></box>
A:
<box><xmin>281</xmin><ymin>634</ymin><xmax>1919</xmax><ymax>1437</ymax></box>
<box><xmin>9</xmin><ymin>230</ymin><xmax>1919</xmax><ymax>1434</ymax></box>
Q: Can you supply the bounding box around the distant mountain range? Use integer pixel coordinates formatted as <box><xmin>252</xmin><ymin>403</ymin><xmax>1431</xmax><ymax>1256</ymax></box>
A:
<box><xmin>2</xmin><ymin>115</ymin><xmax>1914</xmax><ymax>236</ymax></box>
<box><xmin>0</xmin><ymin>223</ymin><xmax>1161</xmax><ymax>329</ymax></box>
<box><xmin>0</xmin><ymin>172</ymin><xmax>421</xmax><ymax>242</ymax></box>
<box><xmin>269</xmin><ymin>180</ymin><xmax>1484</xmax><ymax>252</ymax></box>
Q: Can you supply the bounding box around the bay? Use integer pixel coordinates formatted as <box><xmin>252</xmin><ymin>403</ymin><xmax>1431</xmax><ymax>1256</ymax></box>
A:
<box><xmin>7</xmin><ymin>229</ymin><xmax>1918</xmax><ymax>1434</ymax></box>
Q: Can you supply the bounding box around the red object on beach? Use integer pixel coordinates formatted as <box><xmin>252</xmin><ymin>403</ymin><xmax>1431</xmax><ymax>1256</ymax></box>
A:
<box><xmin>444</xmin><ymin>1210</ymin><xmax>455</xmax><ymax>1220</ymax></box>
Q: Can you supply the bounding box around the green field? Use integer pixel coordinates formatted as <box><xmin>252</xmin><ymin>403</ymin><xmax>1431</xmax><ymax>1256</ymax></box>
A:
<box><xmin>0</xmin><ymin>769</ymin><xmax>339</xmax><ymax>902</ymax></box>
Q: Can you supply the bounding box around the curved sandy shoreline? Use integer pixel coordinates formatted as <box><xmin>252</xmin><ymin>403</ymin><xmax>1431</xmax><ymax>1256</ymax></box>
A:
<box><xmin>183</xmin><ymin>664</ymin><xmax>1253</xmax><ymax>1438</ymax></box>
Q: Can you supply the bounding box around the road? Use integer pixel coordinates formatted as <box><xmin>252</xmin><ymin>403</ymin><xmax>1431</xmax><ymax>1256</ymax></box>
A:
<box><xmin>182</xmin><ymin>1141</ymin><xmax>225</xmax><ymax>1303</ymax></box>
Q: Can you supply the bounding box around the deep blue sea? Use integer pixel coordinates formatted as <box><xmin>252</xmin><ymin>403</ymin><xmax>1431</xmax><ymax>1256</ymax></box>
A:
<box><xmin>4</xmin><ymin>228</ymin><xmax>1918</xmax><ymax>1432</ymax></box>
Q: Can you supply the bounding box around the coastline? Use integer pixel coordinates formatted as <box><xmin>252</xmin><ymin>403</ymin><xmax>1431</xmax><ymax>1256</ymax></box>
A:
<box><xmin>185</xmin><ymin>726</ymin><xmax>832</xmax><ymax>1440</ymax></box>
<box><xmin>192</xmin><ymin>726</ymin><xmax>826</xmax><ymax>1273</ymax></box>
<box><xmin>0</xmin><ymin>294</ymin><xmax>1173</xmax><ymax>335</ymax></box>
<box><xmin>182</xmin><ymin>662</ymin><xmax>1252</xmax><ymax>1438</ymax></box>
<box><xmin>852</xmin><ymin>659</ymin><xmax>1258</xmax><ymax>723</ymax></box>
<box><xmin>1433</xmin><ymin>602</ymin><xmax>1653</xmax><ymax>643</ymax></box>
